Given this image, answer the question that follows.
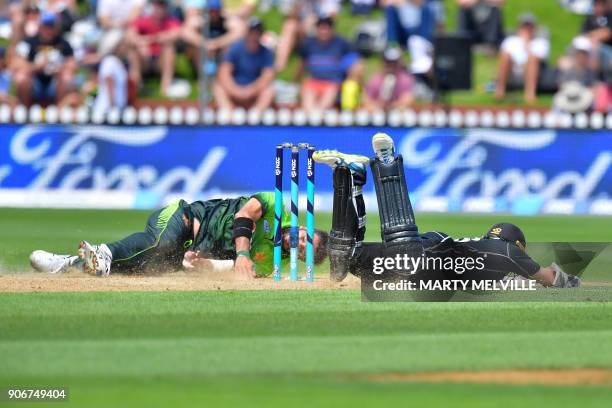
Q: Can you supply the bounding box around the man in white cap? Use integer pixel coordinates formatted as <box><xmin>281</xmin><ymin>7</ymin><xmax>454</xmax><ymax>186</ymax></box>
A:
<box><xmin>556</xmin><ymin>36</ymin><xmax>611</xmax><ymax>113</ymax></box>
<box><xmin>558</xmin><ymin>37</ymin><xmax>597</xmax><ymax>87</ymax></box>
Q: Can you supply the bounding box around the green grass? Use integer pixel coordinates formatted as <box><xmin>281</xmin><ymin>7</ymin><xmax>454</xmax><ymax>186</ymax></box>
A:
<box><xmin>1</xmin><ymin>208</ymin><xmax>612</xmax><ymax>406</ymax></box>
<box><xmin>2</xmin><ymin>291</ymin><xmax>612</xmax><ymax>406</ymax></box>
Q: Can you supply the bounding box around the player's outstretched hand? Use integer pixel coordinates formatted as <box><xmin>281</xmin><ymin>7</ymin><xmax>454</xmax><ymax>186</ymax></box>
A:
<box><xmin>182</xmin><ymin>251</ymin><xmax>200</xmax><ymax>269</ymax></box>
<box><xmin>183</xmin><ymin>251</ymin><xmax>213</xmax><ymax>272</ymax></box>
<box><xmin>234</xmin><ymin>256</ymin><xmax>256</xmax><ymax>279</ymax></box>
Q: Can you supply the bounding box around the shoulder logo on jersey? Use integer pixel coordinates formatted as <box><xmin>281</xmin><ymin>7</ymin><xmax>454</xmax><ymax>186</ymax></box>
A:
<box><xmin>263</xmin><ymin>220</ymin><xmax>270</xmax><ymax>234</ymax></box>
<box><xmin>490</xmin><ymin>227</ymin><xmax>502</xmax><ymax>235</ymax></box>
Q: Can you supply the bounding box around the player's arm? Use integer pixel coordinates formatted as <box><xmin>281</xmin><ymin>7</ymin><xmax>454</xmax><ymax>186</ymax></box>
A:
<box><xmin>182</xmin><ymin>251</ymin><xmax>234</xmax><ymax>273</ymax></box>
<box><xmin>587</xmin><ymin>27</ymin><xmax>611</xmax><ymax>43</ymax></box>
<box><xmin>247</xmin><ymin>67</ymin><xmax>274</xmax><ymax>94</ymax></box>
<box><xmin>509</xmin><ymin>245</ymin><xmax>576</xmax><ymax>287</ymax></box>
<box><xmin>218</xmin><ymin>61</ymin><xmax>241</xmax><ymax>97</ymax></box>
<box><xmin>232</xmin><ymin>198</ymin><xmax>264</xmax><ymax>278</ymax></box>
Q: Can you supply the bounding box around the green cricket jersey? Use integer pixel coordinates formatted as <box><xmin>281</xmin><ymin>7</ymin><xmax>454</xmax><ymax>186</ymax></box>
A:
<box><xmin>189</xmin><ymin>192</ymin><xmax>289</xmax><ymax>276</ymax></box>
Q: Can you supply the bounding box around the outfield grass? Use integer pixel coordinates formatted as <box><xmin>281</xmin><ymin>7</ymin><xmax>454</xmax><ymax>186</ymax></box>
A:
<box><xmin>1</xmin><ymin>291</ymin><xmax>612</xmax><ymax>407</ymax></box>
<box><xmin>1</xmin><ymin>209</ymin><xmax>611</xmax><ymax>406</ymax></box>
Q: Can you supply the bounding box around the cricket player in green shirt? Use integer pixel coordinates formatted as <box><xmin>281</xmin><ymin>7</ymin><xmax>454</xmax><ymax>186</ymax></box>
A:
<box><xmin>29</xmin><ymin>192</ymin><xmax>329</xmax><ymax>278</ymax></box>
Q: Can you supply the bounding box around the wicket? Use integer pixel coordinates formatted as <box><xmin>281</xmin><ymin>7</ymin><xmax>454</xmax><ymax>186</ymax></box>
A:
<box><xmin>273</xmin><ymin>143</ymin><xmax>315</xmax><ymax>282</ymax></box>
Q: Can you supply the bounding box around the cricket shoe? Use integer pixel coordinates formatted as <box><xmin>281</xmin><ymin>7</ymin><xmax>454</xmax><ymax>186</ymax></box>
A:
<box><xmin>312</xmin><ymin>150</ymin><xmax>369</xmax><ymax>185</ymax></box>
<box><xmin>78</xmin><ymin>241</ymin><xmax>112</xmax><ymax>277</ymax></box>
<box><xmin>29</xmin><ymin>250</ymin><xmax>79</xmax><ymax>274</ymax></box>
<box><xmin>372</xmin><ymin>132</ymin><xmax>396</xmax><ymax>164</ymax></box>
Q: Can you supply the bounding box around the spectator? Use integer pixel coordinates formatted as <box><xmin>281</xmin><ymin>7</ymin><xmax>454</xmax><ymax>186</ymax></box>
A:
<box><xmin>428</xmin><ymin>0</ymin><xmax>447</xmax><ymax>32</ymax></box>
<box><xmin>297</xmin><ymin>16</ymin><xmax>360</xmax><ymax>112</ymax></box>
<box><xmin>9</xmin><ymin>2</ymin><xmax>40</xmax><ymax>46</ymax></box>
<box><xmin>363</xmin><ymin>47</ymin><xmax>414</xmax><ymax>111</ymax></box>
<box><xmin>221</xmin><ymin>0</ymin><xmax>258</xmax><ymax>18</ymax></box>
<box><xmin>127</xmin><ymin>0</ymin><xmax>181</xmax><ymax>96</ymax></box>
<box><xmin>0</xmin><ymin>47</ymin><xmax>16</xmax><ymax>106</ymax></box>
<box><xmin>203</xmin><ymin>1</ymin><xmax>246</xmax><ymax>62</ymax></box>
<box><xmin>178</xmin><ymin>0</ymin><xmax>250</xmax><ymax>78</ymax></box>
<box><xmin>94</xmin><ymin>29</ymin><xmax>129</xmax><ymax>115</ymax></box>
<box><xmin>206</xmin><ymin>0</ymin><xmax>228</xmax><ymax>37</ymax></box>
<box><xmin>554</xmin><ymin>37</ymin><xmax>598</xmax><ymax>113</ymax></box>
<box><xmin>0</xmin><ymin>1</ymin><xmax>9</xmax><ymax>21</ymax></box>
<box><xmin>13</xmin><ymin>12</ymin><xmax>77</xmax><ymax>106</ymax></box>
<box><xmin>494</xmin><ymin>13</ymin><xmax>555</xmax><ymax>105</ymax></box>
<box><xmin>43</xmin><ymin>0</ymin><xmax>78</xmax><ymax>34</ymax></box>
<box><xmin>580</xmin><ymin>0</ymin><xmax>612</xmax><ymax>76</ymax></box>
<box><xmin>213</xmin><ymin>17</ymin><xmax>275</xmax><ymax>112</ymax></box>
<box><xmin>558</xmin><ymin>37</ymin><xmax>598</xmax><ymax>88</ymax></box>
<box><xmin>594</xmin><ymin>78</ymin><xmax>612</xmax><ymax>112</ymax></box>
<box><xmin>351</xmin><ymin>0</ymin><xmax>376</xmax><ymax>15</ymax></box>
<box><xmin>97</xmin><ymin>0</ymin><xmax>145</xmax><ymax>30</ymax></box>
<box><xmin>382</xmin><ymin>0</ymin><xmax>436</xmax><ymax>75</ymax></box>
<box><xmin>200</xmin><ymin>0</ymin><xmax>259</xmax><ymax>61</ymax></box>
<box><xmin>457</xmin><ymin>0</ymin><xmax>505</xmax><ymax>51</ymax></box>
<box><xmin>10</xmin><ymin>0</ymin><xmax>76</xmax><ymax>45</ymax></box>
<box><xmin>275</xmin><ymin>0</ymin><xmax>341</xmax><ymax>71</ymax></box>
<box><xmin>179</xmin><ymin>0</ymin><xmax>218</xmax><ymax>76</ymax></box>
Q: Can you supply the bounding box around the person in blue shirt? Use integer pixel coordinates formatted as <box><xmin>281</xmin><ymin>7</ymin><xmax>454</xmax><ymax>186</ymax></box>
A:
<box><xmin>297</xmin><ymin>16</ymin><xmax>361</xmax><ymax>112</ymax></box>
<box><xmin>213</xmin><ymin>17</ymin><xmax>275</xmax><ymax>112</ymax></box>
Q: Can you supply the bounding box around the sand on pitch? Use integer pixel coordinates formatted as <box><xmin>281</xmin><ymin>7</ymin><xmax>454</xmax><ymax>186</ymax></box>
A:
<box><xmin>1</xmin><ymin>269</ymin><xmax>610</xmax><ymax>292</ymax></box>
<box><xmin>0</xmin><ymin>269</ymin><xmax>361</xmax><ymax>292</ymax></box>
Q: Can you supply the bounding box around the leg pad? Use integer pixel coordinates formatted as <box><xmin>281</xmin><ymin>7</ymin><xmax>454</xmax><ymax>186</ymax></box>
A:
<box><xmin>370</xmin><ymin>155</ymin><xmax>419</xmax><ymax>244</ymax></box>
<box><xmin>328</xmin><ymin>234</ymin><xmax>355</xmax><ymax>282</ymax></box>
<box><xmin>328</xmin><ymin>166</ymin><xmax>362</xmax><ymax>281</ymax></box>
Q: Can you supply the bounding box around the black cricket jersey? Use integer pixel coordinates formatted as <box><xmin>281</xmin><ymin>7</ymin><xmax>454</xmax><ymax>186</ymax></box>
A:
<box><xmin>420</xmin><ymin>231</ymin><xmax>541</xmax><ymax>281</ymax></box>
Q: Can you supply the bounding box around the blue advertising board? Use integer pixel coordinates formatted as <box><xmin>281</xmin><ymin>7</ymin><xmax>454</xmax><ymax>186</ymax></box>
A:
<box><xmin>0</xmin><ymin>125</ymin><xmax>610</xmax><ymax>214</ymax></box>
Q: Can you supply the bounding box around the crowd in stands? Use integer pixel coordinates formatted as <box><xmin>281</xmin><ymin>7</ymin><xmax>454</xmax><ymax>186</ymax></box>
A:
<box><xmin>0</xmin><ymin>0</ymin><xmax>608</xmax><ymax>115</ymax></box>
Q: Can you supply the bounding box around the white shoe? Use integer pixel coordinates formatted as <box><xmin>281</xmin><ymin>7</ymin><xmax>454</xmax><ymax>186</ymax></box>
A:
<box><xmin>312</xmin><ymin>149</ymin><xmax>369</xmax><ymax>170</ymax></box>
<box><xmin>372</xmin><ymin>133</ymin><xmax>396</xmax><ymax>164</ymax></box>
<box><xmin>29</xmin><ymin>250</ymin><xmax>78</xmax><ymax>274</ymax></box>
<box><xmin>312</xmin><ymin>149</ymin><xmax>369</xmax><ymax>186</ymax></box>
<box><xmin>78</xmin><ymin>241</ymin><xmax>112</xmax><ymax>276</ymax></box>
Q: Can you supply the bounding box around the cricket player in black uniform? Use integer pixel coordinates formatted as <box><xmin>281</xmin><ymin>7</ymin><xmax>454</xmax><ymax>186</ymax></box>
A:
<box><xmin>313</xmin><ymin>133</ymin><xmax>580</xmax><ymax>288</ymax></box>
